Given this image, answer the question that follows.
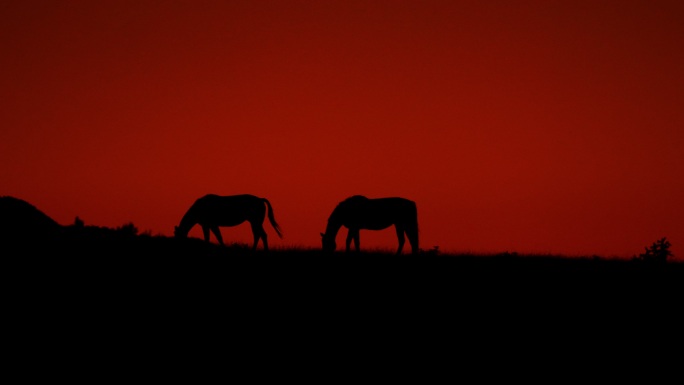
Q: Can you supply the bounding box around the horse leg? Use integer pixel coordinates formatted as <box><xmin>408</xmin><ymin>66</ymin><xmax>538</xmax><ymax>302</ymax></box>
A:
<box><xmin>406</xmin><ymin>226</ymin><xmax>419</xmax><ymax>254</ymax></box>
<box><xmin>353</xmin><ymin>230</ymin><xmax>360</xmax><ymax>252</ymax></box>
<box><xmin>211</xmin><ymin>226</ymin><xmax>224</xmax><ymax>246</ymax></box>
<box><xmin>395</xmin><ymin>225</ymin><xmax>406</xmax><ymax>255</ymax></box>
<box><xmin>261</xmin><ymin>230</ymin><xmax>268</xmax><ymax>251</ymax></box>
<box><xmin>346</xmin><ymin>228</ymin><xmax>359</xmax><ymax>252</ymax></box>
<box><xmin>202</xmin><ymin>225</ymin><xmax>211</xmax><ymax>243</ymax></box>
<box><xmin>251</xmin><ymin>222</ymin><xmax>267</xmax><ymax>251</ymax></box>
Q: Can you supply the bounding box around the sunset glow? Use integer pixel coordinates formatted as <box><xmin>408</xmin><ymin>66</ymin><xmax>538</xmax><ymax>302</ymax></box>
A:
<box><xmin>2</xmin><ymin>1</ymin><xmax>682</xmax><ymax>258</ymax></box>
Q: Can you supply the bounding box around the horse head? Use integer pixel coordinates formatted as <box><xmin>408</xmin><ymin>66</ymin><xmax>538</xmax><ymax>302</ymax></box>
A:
<box><xmin>321</xmin><ymin>232</ymin><xmax>336</xmax><ymax>252</ymax></box>
<box><xmin>174</xmin><ymin>225</ymin><xmax>187</xmax><ymax>239</ymax></box>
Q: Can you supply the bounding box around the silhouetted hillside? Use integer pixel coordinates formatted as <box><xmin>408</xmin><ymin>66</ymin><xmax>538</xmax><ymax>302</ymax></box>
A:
<box><xmin>6</xmin><ymin>229</ymin><xmax>680</xmax><ymax>360</ymax></box>
<box><xmin>4</xmin><ymin>196</ymin><xmax>681</xmax><ymax>304</ymax></box>
<box><xmin>0</xmin><ymin>196</ymin><xmax>61</xmax><ymax>243</ymax></box>
<box><xmin>12</xmin><ymin>233</ymin><xmax>682</xmax><ymax>289</ymax></box>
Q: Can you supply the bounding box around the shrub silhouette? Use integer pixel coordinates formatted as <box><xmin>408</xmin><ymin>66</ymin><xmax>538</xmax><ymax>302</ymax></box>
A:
<box><xmin>115</xmin><ymin>222</ymin><xmax>139</xmax><ymax>237</ymax></box>
<box><xmin>635</xmin><ymin>237</ymin><xmax>673</xmax><ymax>264</ymax></box>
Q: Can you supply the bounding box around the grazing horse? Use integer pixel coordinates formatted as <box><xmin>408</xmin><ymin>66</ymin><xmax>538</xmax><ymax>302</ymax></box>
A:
<box><xmin>174</xmin><ymin>194</ymin><xmax>282</xmax><ymax>250</ymax></box>
<box><xmin>320</xmin><ymin>195</ymin><xmax>419</xmax><ymax>255</ymax></box>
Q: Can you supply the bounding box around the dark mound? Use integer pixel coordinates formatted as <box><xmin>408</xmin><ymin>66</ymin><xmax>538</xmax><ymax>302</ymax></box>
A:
<box><xmin>0</xmin><ymin>196</ymin><xmax>61</xmax><ymax>243</ymax></box>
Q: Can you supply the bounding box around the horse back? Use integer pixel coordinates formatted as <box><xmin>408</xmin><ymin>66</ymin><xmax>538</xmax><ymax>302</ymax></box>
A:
<box><xmin>190</xmin><ymin>194</ymin><xmax>265</xmax><ymax>225</ymax></box>
<box><xmin>371</xmin><ymin>197</ymin><xmax>417</xmax><ymax>222</ymax></box>
<box><xmin>340</xmin><ymin>196</ymin><xmax>416</xmax><ymax>229</ymax></box>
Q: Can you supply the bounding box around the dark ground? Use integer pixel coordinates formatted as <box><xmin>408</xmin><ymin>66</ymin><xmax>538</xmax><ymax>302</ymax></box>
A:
<box><xmin>4</xmin><ymin>197</ymin><xmax>678</xmax><ymax>375</ymax></box>
<box><xmin>4</xmin><ymin>234</ymin><xmax>682</xmax><ymax>374</ymax></box>
<box><xmin>7</xmin><ymin>233</ymin><xmax>681</xmax><ymax>312</ymax></box>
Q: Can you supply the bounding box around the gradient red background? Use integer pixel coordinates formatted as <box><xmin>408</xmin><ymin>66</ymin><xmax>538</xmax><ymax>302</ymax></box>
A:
<box><xmin>2</xmin><ymin>0</ymin><xmax>682</xmax><ymax>258</ymax></box>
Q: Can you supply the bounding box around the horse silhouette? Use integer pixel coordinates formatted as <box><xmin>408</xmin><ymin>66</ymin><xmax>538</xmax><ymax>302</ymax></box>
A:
<box><xmin>174</xmin><ymin>194</ymin><xmax>282</xmax><ymax>250</ymax></box>
<box><xmin>320</xmin><ymin>195</ymin><xmax>419</xmax><ymax>255</ymax></box>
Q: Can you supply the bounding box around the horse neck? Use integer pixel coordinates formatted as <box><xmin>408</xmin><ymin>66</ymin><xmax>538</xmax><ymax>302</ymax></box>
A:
<box><xmin>324</xmin><ymin>214</ymin><xmax>343</xmax><ymax>239</ymax></box>
<box><xmin>177</xmin><ymin>211</ymin><xmax>197</xmax><ymax>235</ymax></box>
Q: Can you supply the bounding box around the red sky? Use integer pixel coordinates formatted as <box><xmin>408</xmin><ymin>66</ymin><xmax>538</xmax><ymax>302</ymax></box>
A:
<box><xmin>2</xmin><ymin>0</ymin><xmax>683</xmax><ymax>258</ymax></box>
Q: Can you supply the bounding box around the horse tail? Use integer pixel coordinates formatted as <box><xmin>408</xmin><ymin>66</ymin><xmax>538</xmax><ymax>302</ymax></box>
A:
<box><xmin>263</xmin><ymin>198</ymin><xmax>283</xmax><ymax>238</ymax></box>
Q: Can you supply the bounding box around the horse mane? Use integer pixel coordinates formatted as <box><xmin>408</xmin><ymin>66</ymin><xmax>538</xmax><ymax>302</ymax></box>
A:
<box><xmin>327</xmin><ymin>195</ymin><xmax>366</xmax><ymax>223</ymax></box>
<box><xmin>346</xmin><ymin>195</ymin><xmax>368</xmax><ymax>201</ymax></box>
<box><xmin>339</xmin><ymin>195</ymin><xmax>368</xmax><ymax>206</ymax></box>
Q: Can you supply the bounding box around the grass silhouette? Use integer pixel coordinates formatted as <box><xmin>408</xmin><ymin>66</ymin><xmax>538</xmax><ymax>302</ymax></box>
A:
<box><xmin>5</xmin><ymin>227</ymin><xmax>679</xmax><ymax>363</ymax></box>
<box><xmin>2</xmin><ymin>194</ymin><xmax>680</xmax><ymax>330</ymax></box>
<box><xmin>8</xmin><ymin>231</ymin><xmax>681</xmax><ymax>287</ymax></box>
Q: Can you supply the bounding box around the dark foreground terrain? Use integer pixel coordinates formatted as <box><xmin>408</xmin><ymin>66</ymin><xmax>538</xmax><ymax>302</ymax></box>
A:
<box><xmin>4</xmin><ymin>205</ymin><xmax>679</xmax><ymax>372</ymax></box>
<box><xmin>5</xmin><ymin>232</ymin><xmax>682</xmax><ymax>370</ymax></box>
<box><xmin>7</xmin><ymin>232</ymin><xmax>682</xmax><ymax>304</ymax></box>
